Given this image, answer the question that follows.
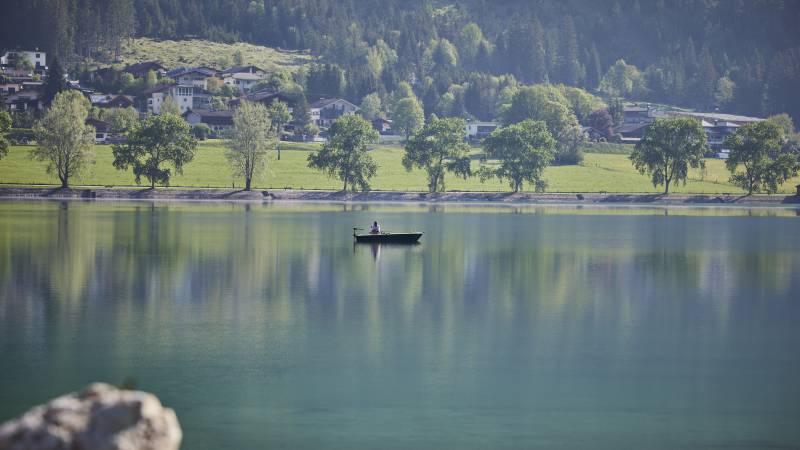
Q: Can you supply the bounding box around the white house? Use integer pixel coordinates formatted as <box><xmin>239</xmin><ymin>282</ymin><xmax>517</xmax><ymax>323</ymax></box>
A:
<box><xmin>465</xmin><ymin>121</ymin><xmax>498</xmax><ymax>140</ymax></box>
<box><xmin>310</xmin><ymin>98</ymin><xmax>359</xmax><ymax>128</ymax></box>
<box><xmin>1</xmin><ymin>50</ymin><xmax>46</xmax><ymax>70</ymax></box>
<box><xmin>143</xmin><ymin>84</ymin><xmax>211</xmax><ymax>115</ymax></box>
<box><xmin>165</xmin><ymin>67</ymin><xmax>219</xmax><ymax>90</ymax></box>
<box><xmin>223</xmin><ymin>73</ymin><xmax>263</xmax><ymax>92</ymax></box>
<box><xmin>86</xmin><ymin>118</ymin><xmax>110</xmax><ymax>143</ymax></box>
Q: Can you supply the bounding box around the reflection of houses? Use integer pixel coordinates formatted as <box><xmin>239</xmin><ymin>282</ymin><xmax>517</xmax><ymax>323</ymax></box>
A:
<box><xmin>465</xmin><ymin>121</ymin><xmax>498</xmax><ymax>140</ymax></box>
<box><xmin>123</xmin><ymin>61</ymin><xmax>167</xmax><ymax>78</ymax></box>
<box><xmin>142</xmin><ymin>84</ymin><xmax>211</xmax><ymax>115</ymax></box>
<box><xmin>310</xmin><ymin>98</ymin><xmax>359</xmax><ymax>128</ymax></box>
<box><xmin>183</xmin><ymin>109</ymin><xmax>234</xmax><ymax>137</ymax></box>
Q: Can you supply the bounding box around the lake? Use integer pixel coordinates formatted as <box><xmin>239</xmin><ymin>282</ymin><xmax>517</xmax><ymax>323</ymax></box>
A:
<box><xmin>1</xmin><ymin>200</ymin><xmax>799</xmax><ymax>449</ymax></box>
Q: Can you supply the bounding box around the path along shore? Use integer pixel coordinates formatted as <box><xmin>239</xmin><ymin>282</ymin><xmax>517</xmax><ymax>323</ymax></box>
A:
<box><xmin>2</xmin><ymin>186</ymin><xmax>800</xmax><ymax>206</ymax></box>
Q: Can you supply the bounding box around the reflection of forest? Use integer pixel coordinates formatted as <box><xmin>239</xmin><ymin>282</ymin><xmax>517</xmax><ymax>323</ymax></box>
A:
<box><xmin>2</xmin><ymin>200</ymin><xmax>799</xmax><ymax>448</ymax></box>
<box><xmin>2</xmin><ymin>202</ymin><xmax>797</xmax><ymax>361</ymax></box>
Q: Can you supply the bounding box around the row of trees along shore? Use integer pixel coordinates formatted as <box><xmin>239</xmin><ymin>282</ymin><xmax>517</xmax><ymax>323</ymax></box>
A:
<box><xmin>1</xmin><ymin>90</ymin><xmax>798</xmax><ymax>195</ymax></box>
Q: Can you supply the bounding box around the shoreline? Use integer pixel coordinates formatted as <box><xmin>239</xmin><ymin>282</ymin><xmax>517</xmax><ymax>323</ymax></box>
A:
<box><xmin>1</xmin><ymin>186</ymin><xmax>799</xmax><ymax>207</ymax></box>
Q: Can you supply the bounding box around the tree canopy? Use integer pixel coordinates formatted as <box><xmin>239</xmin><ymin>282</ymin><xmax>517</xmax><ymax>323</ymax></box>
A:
<box><xmin>403</xmin><ymin>116</ymin><xmax>472</xmax><ymax>193</ymax></box>
<box><xmin>307</xmin><ymin>115</ymin><xmax>379</xmax><ymax>192</ymax></box>
<box><xmin>725</xmin><ymin>121</ymin><xmax>798</xmax><ymax>194</ymax></box>
<box><xmin>480</xmin><ymin>120</ymin><xmax>555</xmax><ymax>192</ymax></box>
<box><xmin>112</xmin><ymin>113</ymin><xmax>197</xmax><ymax>188</ymax></box>
<box><xmin>630</xmin><ymin>117</ymin><xmax>708</xmax><ymax>194</ymax></box>
<box><xmin>30</xmin><ymin>90</ymin><xmax>95</xmax><ymax>188</ymax></box>
<box><xmin>226</xmin><ymin>101</ymin><xmax>277</xmax><ymax>191</ymax></box>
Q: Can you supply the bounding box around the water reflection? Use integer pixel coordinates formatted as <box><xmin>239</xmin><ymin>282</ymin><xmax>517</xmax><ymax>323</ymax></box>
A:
<box><xmin>0</xmin><ymin>201</ymin><xmax>799</xmax><ymax>450</ymax></box>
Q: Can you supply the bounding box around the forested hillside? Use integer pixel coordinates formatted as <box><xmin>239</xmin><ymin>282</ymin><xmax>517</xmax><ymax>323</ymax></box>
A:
<box><xmin>2</xmin><ymin>0</ymin><xmax>799</xmax><ymax>121</ymax></box>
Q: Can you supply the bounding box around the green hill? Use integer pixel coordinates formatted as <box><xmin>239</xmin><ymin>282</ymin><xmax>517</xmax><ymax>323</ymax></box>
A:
<box><xmin>99</xmin><ymin>38</ymin><xmax>314</xmax><ymax>71</ymax></box>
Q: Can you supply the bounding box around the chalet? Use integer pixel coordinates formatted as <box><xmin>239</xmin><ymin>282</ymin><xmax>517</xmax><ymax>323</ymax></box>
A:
<box><xmin>223</xmin><ymin>73</ymin><xmax>264</xmax><ymax>92</ymax></box>
<box><xmin>1</xmin><ymin>50</ymin><xmax>46</xmax><ymax>70</ymax></box>
<box><xmin>0</xmin><ymin>80</ymin><xmax>23</xmax><ymax>95</ymax></box>
<box><xmin>166</xmin><ymin>67</ymin><xmax>219</xmax><ymax>90</ymax></box>
<box><xmin>622</xmin><ymin>105</ymin><xmax>663</xmax><ymax>125</ymax></box>
<box><xmin>310</xmin><ymin>98</ymin><xmax>359</xmax><ymax>128</ymax></box>
<box><xmin>666</xmin><ymin>111</ymin><xmax>762</xmax><ymax>157</ymax></box>
<box><xmin>222</xmin><ymin>65</ymin><xmax>267</xmax><ymax>78</ymax></box>
<box><xmin>615</xmin><ymin>122</ymin><xmax>649</xmax><ymax>144</ymax></box>
<box><xmin>86</xmin><ymin>118</ymin><xmax>111</xmax><ymax>143</ymax></box>
<box><xmin>183</xmin><ymin>109</ymin><xmax>234</xmax><ymax>137</ymax></box>
<box><xmin>3</xmin><ymin>91</ymin><xmax>42</xmax><ymax>112</ymax></box>
<box><xmin>89</xmin><ymin>94</ymin><xmax>136</xmax><ymax>109</ymax></box>
<box><xmin>142</xmin><ymin>84</ymin><xmax>211</xmax><ymax>115</ymax></box>
<box><xmin>123</xmin><ymin>61</ymin><xmax>167</xmax><ymax>78</ymax></box>
<box><xmin>465</xmin><ymin>121</ymin><xmax>499</xmax><ymax>140</ymax></box>
<box><xmin>238</xmin><ymin>90</ymin><xmax>297</xmax><ymax>111</ymax></box>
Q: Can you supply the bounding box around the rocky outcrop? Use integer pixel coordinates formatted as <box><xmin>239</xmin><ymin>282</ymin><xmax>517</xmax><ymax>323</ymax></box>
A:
<box><xmin>0</xmin><ymin>383</ymin><xmax>181</xmax><ymax>450</ymax></box>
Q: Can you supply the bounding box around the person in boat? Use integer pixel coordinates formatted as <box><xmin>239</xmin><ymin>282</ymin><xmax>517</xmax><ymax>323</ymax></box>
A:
<box><xmin>370</xmin><ymin>221</ymin><xmax>381</xmax><ymax>234</ymax></box>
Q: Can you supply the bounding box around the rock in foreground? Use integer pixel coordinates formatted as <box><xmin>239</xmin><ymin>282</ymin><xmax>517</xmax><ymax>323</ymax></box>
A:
<box><xmin>0</xmin><ymin>383</ymin><xmax>181</xmax><ymax>450</ymax></box>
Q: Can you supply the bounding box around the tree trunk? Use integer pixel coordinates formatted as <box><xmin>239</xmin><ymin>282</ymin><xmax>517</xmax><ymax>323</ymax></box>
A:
<box><xmin>151</xmin><ymin>179</ymin><xmax>155</xmax><ymax>189</ymax></box>
<box><xmin>245</xmin><ymin>177</ymin><xmax>251</xmax><ymax>191</ymax></box>
<box><xmin>277</xmin><ymin>145</ymin><xmax>281</xmax><ymax>161</ymax></box>
<box><xmin>343</xmin><ymin>178</ymin><xmax>348</xmax><ymax>192</ymax></box>
<box><xmin>60</xmin><ymin>175</ymin><xmax>68</xmax><ymax>189</ymax></box>
<box><xmin>664</xmin><ymin>180</ymin><xmax>670</xmax><ymax>195</ymax></box>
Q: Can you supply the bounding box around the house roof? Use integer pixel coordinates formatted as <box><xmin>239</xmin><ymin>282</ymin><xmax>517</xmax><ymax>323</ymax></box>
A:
<box><xmin>86</xmin><ymin>118</ymin><xmax>111</xmax><ymax>132</ymax></box>
<box><xmin>670</xmin><ymin>111</ymin><xmax>762</xmax><ymax>124</ymax></box>
<box><xmin>183</xmin><ymin>109</ymin><xmax>234</xmax><ymax>125</ymax></box>
<box><xmin>222</xmin><ymin>65</ymin><xmax>266</xmax><ymax>75</ymax></box>
<box><xmin>624</xmin><ymin>106</ymin><xmax>649</xmax><ymax>113</ymax></box>
<box><xmin>615</xmin><ymin>122</ymin><xmax>650</xmax><ymax>134</ymax></box>
<box><xmin>226</xmin><ymin>73</ymin><xmax>263</xmax><ymax>81</ymax></box>
<box><xmin>166</xmin><ymin>67</ymin><xmax>218</xmax><ymax>78</ymax></box>
<box><xmin>142</xmin><ymin>83</ymin><xmax>175</xmax><ymax>94</ymax></box>
<box><xmin>310</xmin><ymin>98</ymin><xmax>358</xmax><ymax>110</ymax></box>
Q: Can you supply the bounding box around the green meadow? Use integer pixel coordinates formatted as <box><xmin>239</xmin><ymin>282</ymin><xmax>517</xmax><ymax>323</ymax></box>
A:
<box><xmin>1</xmin><ymin>141</ymin><xmax>797</xmax><ymax>194</ymax></box>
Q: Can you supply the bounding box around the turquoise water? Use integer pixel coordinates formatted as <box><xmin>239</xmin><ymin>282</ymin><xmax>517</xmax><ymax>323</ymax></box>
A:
<box><xmin>1</xmin><ymin>201</ymin><xmax>799</xmax><ymax>449</ymax></box>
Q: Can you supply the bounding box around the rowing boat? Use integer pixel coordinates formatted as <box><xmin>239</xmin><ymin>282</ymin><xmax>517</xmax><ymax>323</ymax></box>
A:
<box><xmin>353</xmin><ymin>228</ymin><xmax>423</xmax><ymax>243</ymax></box>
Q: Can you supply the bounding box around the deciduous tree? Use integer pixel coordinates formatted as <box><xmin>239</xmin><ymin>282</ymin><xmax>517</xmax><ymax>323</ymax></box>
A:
<box><xmin>725</xmin><ymin>121</ymin><xmax>797</xmax><ymax>194</ymax></box>
<box><xmin>0</xmin><ymin>111</ymin><xmax>12</xmax><ymax>160</ymax></box>
<box><xmin>403</xmin><ymin>116</ymin><xmax>472</xmax><ymax>192</ymax></box>
<box><xmin>480</xmin><ymin>120</ymin><xmax>555</xmax><ymax>192</ymax></box>
<box><xmin>31</xmin><ymin>91</ymin><xmax>96</xmax><ymax>188</ymax></box>
<box><xmin>307</xmin><ymin>115</ymin><xmax>379</xmax><ymax>191</ymax></box>
<box><xmin>630</xmin><ymin>117</ymin><xmax>707</xmax><ymax>194</ymax></box>
<box><xmin>226</xmin><ymin>101</ymin><xmax>276</xmax><ymax>191</ymax></box>
<box><xmin>112</xmin><ymin>114</ymin><xmax>196</xmax><ymax>188</ymax></box>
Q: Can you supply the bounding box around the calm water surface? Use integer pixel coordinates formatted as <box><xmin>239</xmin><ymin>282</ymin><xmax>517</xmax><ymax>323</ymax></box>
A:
<box><xmin>1</xmin><ymin>200</ymin><xmax>799</xmax><ymax>449</ymax></box>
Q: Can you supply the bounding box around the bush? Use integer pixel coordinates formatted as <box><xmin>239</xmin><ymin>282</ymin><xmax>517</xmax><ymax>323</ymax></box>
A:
<box><xmin>192</xmin><ymin>124</ymin><xmax>211</xmax><ymax>140</ymax></box>
<box><xmin>553</xmin><ymin>146</ymin><xmax>584</xmax><ymax>165</ymax></box>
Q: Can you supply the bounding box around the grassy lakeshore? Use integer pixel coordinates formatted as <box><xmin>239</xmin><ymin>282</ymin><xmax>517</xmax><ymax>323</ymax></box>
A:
<box><xmin>1</xmin><ymin>141</ymin><xmax>798</xmax><ymax>194</ymax></box>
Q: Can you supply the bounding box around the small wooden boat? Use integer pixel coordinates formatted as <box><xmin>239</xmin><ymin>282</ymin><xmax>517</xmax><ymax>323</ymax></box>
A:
<box><xmin>353</xmin><ymin>228</ymin><xmax>423</xmax><ymax>244</ymax></box>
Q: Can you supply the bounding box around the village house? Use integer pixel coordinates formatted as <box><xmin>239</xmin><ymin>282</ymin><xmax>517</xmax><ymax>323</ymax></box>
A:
<box><xmin>223</xmin><ymin>73</ymin><xmax>264</xmax><ymax>92</ymax></box>
<box><xmin>0</xmin><ymin>80</ymin><xmax>23</xmax><ymax>95</ymax></box>
<box><xmin>166</xmin><ymin>67</ymin><xmax>219</xmax><ymax>90</ymax></box>
<box><xmin>222</xmin><ymin>65</ymin><xmax>268</xmax><ymax>78</ymax></box>
<box><xmin>183</xmin><ymin>109</ymin><xmax>234</xmax><ymax>137</ymax></box>
<box><xmin>123</xmin><ymin>61</ymin><xmax>167</xmax><ymax>79</ymax></box>
<box><xmin>88</xmin><ymin>93</ymin><xmax>136</xmax><ymax>109</ymax></box>
<box><xmin>3</xmin><ymin>90</ymin><xmax>43</xmax><ymax>112</ymax></box>
<box><xmin>372</xmin><ymin>118</ymin><xmax>393</xmax><ymax>134</ymax></box>
<box><xmin>0</xmin><ymin>50</ymin><xmax>46</xmax><ymax>71</ymax></box>
<box><xmin>310</xmin><ymin>98</ymin><xmax>359</xmax><ymax>128</ymax></box>
<box><xmin>465</xmin><ymin>121</ymin><xmax>499</xmax><ymax>140</ymax></box>
<box><xmin>141</xmin><ymin>84</ymin><xmax>211</xmax><ymax>115</ymax></box>
<box><xmin>86</xmin><ymin>118</ymin><xmax>111</xmax><ymax>143</ymax></box>
<box><xmin>232</xmin><ymin>90</ymin><xmax>297</xmax><ymax>112</ymax></box>
<box><xmin>667</xmin><ymin>111</ymin><xmax>762</xmax><ymax>158</ymax></box>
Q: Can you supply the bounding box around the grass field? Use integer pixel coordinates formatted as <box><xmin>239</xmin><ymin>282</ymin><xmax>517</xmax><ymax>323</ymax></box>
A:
<box><xmin>91</xmin><ymin>38</ymin><xmax>313</xmax><ymax>72</ymax></box>
<box><xmin>2</xmin><ymin>141</ymin><xmax>798</xmax><ymax>194</ymax></box>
